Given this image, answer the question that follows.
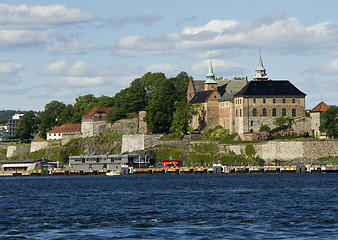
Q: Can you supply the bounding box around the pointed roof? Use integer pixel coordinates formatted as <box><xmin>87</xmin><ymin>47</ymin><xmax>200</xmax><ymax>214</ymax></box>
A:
<box><xmin>205</xmin><ymin>60</ymin><xmax>217</xmax><ymax>84</ymax></box>
<box><xmin>310</xmin><ymin>102</ymin><xmax>328</xmax><ymax>113</ymax></box>
<box><xmin>256</xmin><ymin>55</ymin><xmax>265</xmax><ymax>71</ymax></box>
<box><xmin>253</xmin><ymin>55</ymin><xmax>268</xmax><ymax>81</ymax></box>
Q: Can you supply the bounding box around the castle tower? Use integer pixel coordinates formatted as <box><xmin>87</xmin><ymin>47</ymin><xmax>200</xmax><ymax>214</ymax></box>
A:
<box><xmin>204</xmin><ymin>59</ymin><xmax>217</xmax><ymax>90</ymax></box>
<box><xmin>253</xmin><ymin>55</ymin><xmax>268</xmax><ymax>81</ymax></box>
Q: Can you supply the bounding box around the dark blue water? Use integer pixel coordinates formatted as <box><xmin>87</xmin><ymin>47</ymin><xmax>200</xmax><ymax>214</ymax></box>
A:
<box><xmin>0</xmin><ymin>174</ymin><xmax>337</xmax><ymax>239</ymax></box>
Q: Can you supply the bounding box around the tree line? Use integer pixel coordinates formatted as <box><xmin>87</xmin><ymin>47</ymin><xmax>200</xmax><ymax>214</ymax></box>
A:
<box><xmin>14</xmin><ymin>71</ymin><xmax>196</xmax><ymax>142</ymax></box>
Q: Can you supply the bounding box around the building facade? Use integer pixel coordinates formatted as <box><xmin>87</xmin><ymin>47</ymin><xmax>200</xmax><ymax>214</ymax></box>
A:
<box><xmin>47</xmin><ymin>123</ymin><xmax>81</xmax><ymax>140</ymax></box>
<box><xmin>188</xmin><ymin>60</ymin><xmax>248</xmax><ymax>132</ymax></box>
<box><xmin>219</xmin><ymin>56</ymin><xmax>306</xmax><ymax>136</ymax></box>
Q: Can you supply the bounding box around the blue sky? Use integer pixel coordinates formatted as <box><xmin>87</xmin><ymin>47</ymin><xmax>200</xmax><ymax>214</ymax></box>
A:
<box><xmin>0</xmin><ymin>0</ymin><xmax>337</xmax><ymax>111</ymax></box>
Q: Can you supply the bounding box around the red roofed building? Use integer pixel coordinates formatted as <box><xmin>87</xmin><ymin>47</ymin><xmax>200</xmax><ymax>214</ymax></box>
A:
<box><xmin>82</xmin><ymin>107</ymin><xmax>113</xmax><ymax>122</ymax></box>
<box><xmin>310</xmin><ymin>102</ymin><xmax>328</xmax><ymax>138</ymax></box>
<box><xmin>47</xmin><ymin>123</ymin><xmax>81</xmax><ymax>140</ymax></box>
<box><xmin>81</xmin><ymin>107</ymin><xmax>113</xmax><ymax>138</ymax></box>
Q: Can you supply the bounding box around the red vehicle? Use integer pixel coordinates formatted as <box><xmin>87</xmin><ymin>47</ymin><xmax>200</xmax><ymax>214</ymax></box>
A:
<box><xmin>162</xmin><ymin>159</ymin><xmax>182</xmax><ymax>167</ymax></box>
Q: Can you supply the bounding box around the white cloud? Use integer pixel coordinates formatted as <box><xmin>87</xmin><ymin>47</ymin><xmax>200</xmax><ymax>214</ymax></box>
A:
<box><xmin>41</xmin><ymin>60</ymin><xmax>144</xmax><ymax>89</ymax></box>
<box><xmin>182</xmin><ymin>20</ymin><xmax>240</xmax><ymax>34</ymax></box>
<box><xmin>0</xmin><ymin>4</ymin><xmax>95</xmax><ymax>53</ymax></box>
<box><xmin>145</xmin><ymin>63</ymin><xmax>182</xmax><ymax>75</ymax></box>
<box><xmin>316</xmin><ymin>59</ymin><xmax>338</xmax><ymax>75</ymax></box>
<box><xmin>116</xmin><ymin>16</ymin><xmax>338</xmax><ymax>57</ymax></box>
<box><xmin>0</xmin><ymin>60</ymin><xmax>24</xmax><ymax>73</ymax></box>
<box><xmin>49</xmin><ymin>76</ymin><xmax>105</xmax><ymax>88</ymax></box>
<box><xmin>0</xmin><ymin>4</ymin><xmax>94</xmax><ymax>29</ymax></box>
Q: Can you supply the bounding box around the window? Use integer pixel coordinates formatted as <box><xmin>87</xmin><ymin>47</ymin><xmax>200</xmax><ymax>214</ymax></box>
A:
<box><xmin>283</xmin><ymin>98</ymin><xmax>286</xmax><ymax>103</ymax></box>
<box><xmin>253</xmin><ymin>98</ymin><xmax>256</xmax><ymax>104</ymax></box>
<box><xmin>292</xmin><ymin>98</ymin><xmax>295</xmax><ymax>103</ymax></box>
<box><xmin>272</xmin><ymin>108</ymin><xmax>276</xmax><ymax>116</ymax></box>
<box><xmin>253</xmin><ymin>108</ymin><xmax>257</xmax><ymax>117</ymax></box>
<box><xmin>282</xmin><ymin>108</ymin><xmax>286</xmax><ymax>116</ymax></box>
<box><xmin>292</xmin><ymin>108</ymin><xmax>296</xmax><ymax>117</ymax></box>
<box><xmin>236</xmin><ymin>109</ymin><xmax>237</xmax><ymax>117</ymax></box>
<box><xmin>240</xmin><ymin>109</ymin><xmax>242</xmax><ymax>117</ymax></box>
<box><xmin>263</xmin><ymin>98</ymin><xmax>266</xmax><ymax>104</ymax></box>
<box><xmin>250</xmin><ymin>121</ymin><xmax>253</xmax><ymax>126</ymax></box>
<box><xmin>273</xmin><ymin>98</ymin><xmax>276</xmax><ymax>104</ymax></box>
<box><xmin>262</xmin><ymin>108</ymin><xmax>267</xmax><ymax>117</ymax></box>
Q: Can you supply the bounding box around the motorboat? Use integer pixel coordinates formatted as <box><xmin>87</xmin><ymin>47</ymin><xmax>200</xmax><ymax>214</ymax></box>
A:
<box><xmin>106</xmin><ymin>170</ymin><xmax>120</xmax><ymax>176</ymax></box>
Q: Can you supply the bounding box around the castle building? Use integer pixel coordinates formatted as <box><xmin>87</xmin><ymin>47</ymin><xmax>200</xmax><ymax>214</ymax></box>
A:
<box><xmin>219</xmin><ymin>56</ymin><xmax>306</xmax><ymax>136</ymax></box>
<box><xmin>188</xmin><ymin>55</ymin><xmax>307</xmax><ymax>138</ymax></box>
<box><xmin>187</xmin><ymin>60</ymin><xmax>247</xmax><ymax>131</ymax></box>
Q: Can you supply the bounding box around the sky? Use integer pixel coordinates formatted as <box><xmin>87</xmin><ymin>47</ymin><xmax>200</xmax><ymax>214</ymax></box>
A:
<box><xmin>0</xmin><ymin>0</ymin><xmax>337</xmax><ymax>111</ymax></box>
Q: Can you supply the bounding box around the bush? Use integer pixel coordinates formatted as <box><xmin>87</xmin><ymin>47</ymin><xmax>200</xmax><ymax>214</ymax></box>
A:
<box><xmin>205</xmin><ymin>126</ymin><xmax>229</xmax><ymax>140</ymax></box>
<box><xmin>252</xmin><ymin>131</ymin><xmax>271</xmax><ymax>141</ymax></box>
<box><xmin>259</xmin><ymin>125</ymin><xmax>270</xmax><ymax>132</ymax></box>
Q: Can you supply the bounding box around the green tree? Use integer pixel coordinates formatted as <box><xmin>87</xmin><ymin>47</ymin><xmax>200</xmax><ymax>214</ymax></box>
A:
<box><xmin>274</xmin><ymin>116</ymin><xmax>294</xmax><ymax>129</ymax></box>
<box><xmin>107</xmin><ymin>108</ymin><xmax>126</xmax><ymax>123</ymax></box>
<box><xmin>38</xmin><ymin>100</ymin><xmax>68</xmax><ymax>139</ymax></box>
<box><xmin>72</xmin><ymin>94</ymin><xmax>99</xmax><ymax>123</ymax></box>
<box><xmin>320</xmin><ymin>105</ymin><xmax>338</xmax><ymax>138</ymax></box>
<box><xmin>15</xmin><ymin>112</ymin><xmax>38</xmax><ymax>142</ymax></box>
<box><xmin>170</xmin><ymin>101</ymin><xmax>194</xmax><ymax>133</ymax></box>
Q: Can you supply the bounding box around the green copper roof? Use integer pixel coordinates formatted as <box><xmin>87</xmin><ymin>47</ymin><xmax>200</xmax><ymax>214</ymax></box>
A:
<box><xmin>205</xmin><ymin>60</ymin><xmax>217</xmax><ymax>84</ymax></box>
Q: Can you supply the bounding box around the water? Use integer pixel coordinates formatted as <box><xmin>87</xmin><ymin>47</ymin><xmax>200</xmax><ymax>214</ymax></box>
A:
<box><xmin>0</xmin><ymin>174</ymin><xmax>337</xmax><ymax>239</ymax></box>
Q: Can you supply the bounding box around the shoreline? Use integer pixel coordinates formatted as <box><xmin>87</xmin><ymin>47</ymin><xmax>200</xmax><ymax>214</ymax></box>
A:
<box><xmin>1</xmin><ymin>165</ymin><xmax>337</xmax><ymax>176</ymax></box>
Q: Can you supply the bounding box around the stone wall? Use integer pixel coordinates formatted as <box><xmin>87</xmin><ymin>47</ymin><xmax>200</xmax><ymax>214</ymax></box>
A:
<box><xmin>303</xmin><ymin>141</ymin><xmax>338</xmax><ymax>159</ymax></box>
<box><xmin>6</xmin><ymin>144</ymin><xmax>31</xmax><ymax>158</ymax></box>
<box><xmin>61</xmin><ymin>133</ymin><xmax>82</xmax><ymax>145</ymax></box>
<box><xmin>138</xmin><ymin>111</ymin><xmax>147</xmax><ymax>134</ymax></box>
<box><xmin>108</xmin><ymin>118</ymin><xmax>139</xmax><ymax>135</ymax></box>
<box><xmin>122</xmin><ymin>134</ymin><xmax>163</xmax><ymax>153</ymax></box>
<box><xmin>255</xmin><ymin>141</ymin><xmax>304</xmax><ymax>161</ymax></box>
<box><xmin>30</xmin><ymin>141</ymin><xmax>60</xmax><ymax>153</ymax></box>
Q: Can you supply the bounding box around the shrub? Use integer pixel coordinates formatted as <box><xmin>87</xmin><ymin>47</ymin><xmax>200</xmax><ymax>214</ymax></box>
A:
<box><xmin>259</xmin><ymin>125</ymin><xmax>270</xmax><ymax>132</ymax></box>
<box><xmin>205</xmin><ymin>126</ymin><xmax>230</xmax><ymax>140</ymax></box>
<box><xmin>252</xmin><ymin>131</ymin><xmax>271</xmax><ymax>141</ymax></box>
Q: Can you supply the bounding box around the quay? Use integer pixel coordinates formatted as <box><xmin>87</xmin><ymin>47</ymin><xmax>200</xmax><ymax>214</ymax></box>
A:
<box><xmin>0</xmin><ymin>165</ymin><xmax>337</xmax><ymax>176</ymax></box>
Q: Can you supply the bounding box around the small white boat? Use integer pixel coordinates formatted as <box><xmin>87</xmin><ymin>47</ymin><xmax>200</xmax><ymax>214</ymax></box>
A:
<box><xmin>106</xmin><ymin>170</ymin><xmax>120</xmax><ymax>176</ymax></box>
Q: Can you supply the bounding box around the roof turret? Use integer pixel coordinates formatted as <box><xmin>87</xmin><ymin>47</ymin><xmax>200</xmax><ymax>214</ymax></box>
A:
<box><xmin>205</xmin><ymin>59</ymin><xmax>217</xmax><ymax>84</ymax></box>
<box><xmin>253</xmin><ymin>55</ymin><xmax>268</xmax><ymax>81</ymax></box>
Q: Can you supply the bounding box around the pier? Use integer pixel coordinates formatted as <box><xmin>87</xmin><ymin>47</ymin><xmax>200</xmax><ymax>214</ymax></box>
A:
<box><xmin>0</xmin><ymin>165</ymin><xmax>337</xmax><ymax>176</ymax></box>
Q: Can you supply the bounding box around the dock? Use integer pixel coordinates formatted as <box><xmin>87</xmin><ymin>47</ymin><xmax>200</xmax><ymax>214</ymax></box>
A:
<box><xmin>0</xmin><ymin>165</ymin><xmax>337</xmax><ymax>176</ymax></box>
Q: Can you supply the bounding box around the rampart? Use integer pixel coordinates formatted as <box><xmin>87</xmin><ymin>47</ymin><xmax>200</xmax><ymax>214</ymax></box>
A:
<box><xmin>122</xmin><ymin>135</ymin><xmax>338</xmax><ymax>162</ymax></box>
<box><xmin>6</xmin><ymin>144</ymin><xmax>31</xmax><ymax>158</ymax></box>
<box><xmin>30</xmin><ymin>141</ymin><xmax>60</xmax><ymax>153</ymax></box>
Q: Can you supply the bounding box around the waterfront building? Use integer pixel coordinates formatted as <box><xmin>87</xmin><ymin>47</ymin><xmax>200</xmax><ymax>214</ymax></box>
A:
<box><xmin>0</xmin><ymin>158</ymin><xmax>53</xmax><ymax>171</ymax></box>
<box><xmin>68</xmin><ymin>153</ymin><xmax>149</xmax><ymax>170</ymax></box>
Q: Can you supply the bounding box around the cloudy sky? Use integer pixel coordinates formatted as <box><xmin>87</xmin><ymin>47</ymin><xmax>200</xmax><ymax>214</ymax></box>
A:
<box><xmin>1</xmin><ymin>0</ymin><xmax>337</xmax><ymax>111</ymax></box>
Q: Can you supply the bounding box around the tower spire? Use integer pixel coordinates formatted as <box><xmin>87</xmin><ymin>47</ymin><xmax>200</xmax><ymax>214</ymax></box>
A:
<box><xmin>253</xmin><ymin>51</ymin><xmax>268</xmax><ymax>81</ymax></box>
<box><xmin>205</xmin><ymin>51</ymin><xmax>216</xmax><ymax>84</ymax></box>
